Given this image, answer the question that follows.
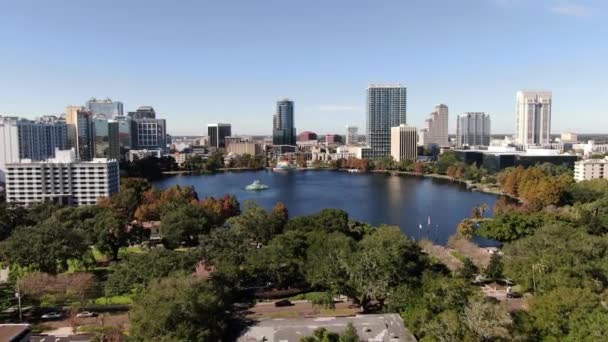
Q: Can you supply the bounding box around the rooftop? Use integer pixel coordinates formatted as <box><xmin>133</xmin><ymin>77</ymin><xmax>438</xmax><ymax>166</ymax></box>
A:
<box><xmin>238</xmin><ymin>314</ymin><xmax>415</xmax><ymax>342</ymax></box>
<box><xmin>0</xmin><ymin>324</ymin><xmax>31</xmax><ymax>342</ymax></box>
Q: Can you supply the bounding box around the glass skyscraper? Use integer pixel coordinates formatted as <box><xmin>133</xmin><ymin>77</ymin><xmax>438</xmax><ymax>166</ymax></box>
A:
<box><xmin>366</xmin><ymin>84</ymin><xmax>407</xmax><ymax>158</ymax></box>
<box><xmin>207</xmin><ymin>123</ymin><xmax>232</xmax><ymax>148</ymax></box>
<box><xmin>273</xmin><ymin>99</ymin><xmax>296</xmax><ymax>146</ymax></box>
<box><xmin>85</xmin><ymin>98</ymin><xmax>123</xmax><ymax>119</ymax></box>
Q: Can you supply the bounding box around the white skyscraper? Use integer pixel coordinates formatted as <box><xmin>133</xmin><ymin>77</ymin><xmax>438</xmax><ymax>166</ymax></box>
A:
<box><xmin>419</xmin><ymin>104</ymin><xmax>449</xmax><ymax>148</ymax></box>
<box><xmin>456</xmin><ymin>112</ymin><xmax>491</xmax><ymax>147</ymax></box>
<box><xmin>346</xmin><ymin>125</ymin><xmax>359</xmax><ymax>145</ymax></box>
<box><xmin>516</xmin><ymin>91</ymin><xmax>552</xmax><ymax>146</ymax></box>
<box><xmin>391</xmin><ymin>124</ymin><xmax>418</xmax><ymax>162</ymax></box>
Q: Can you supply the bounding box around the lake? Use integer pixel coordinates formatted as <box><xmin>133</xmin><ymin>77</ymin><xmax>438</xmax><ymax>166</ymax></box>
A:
<box><xmin>153</xmin><ymin>170</ymin><xmax>500</xmax><ymax>246</ymax></box>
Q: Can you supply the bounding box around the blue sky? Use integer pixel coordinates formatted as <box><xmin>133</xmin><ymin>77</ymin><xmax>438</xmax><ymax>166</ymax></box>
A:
<box><xmin>1</xmin><ymin>0</ymin><xmax>607</xmax><ymax>135</ymax></box>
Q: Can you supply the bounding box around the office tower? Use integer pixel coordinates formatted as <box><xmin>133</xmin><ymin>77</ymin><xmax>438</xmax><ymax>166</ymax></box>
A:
<box><xmin>366</xmin><ymin>84</ymin><xmax>407</xmax><ymax>158</ymax></box>
<box><xmin>391</xmin><ymin>124</ymin><xmax>418</xmax><ymax>162</ymax></box>
<box><xmin>130</xmin><ymin>107</ymin><xmax>167</xmax><ymax>152</ymax></box>
<box><xmin>0</xmin><ymin>116</ymin><xmax>69</xmax><ymax>181</ymax></box>
<box><xmin>65</xmin><ymin>106</ymin><xmax>96</xmax><ymax>161</ymax></box>
<box><xmin>419</xmin><ymin>104</ymin><xmax>449</xmax><ymax>148</ymax></box>
<box><xmin>456</xmin><ymin>112</ymin><xmax>491</xmax><ymax>147</ymax></box>
<box><xmin>113</xmin><ymin>115</ymin><xmax>131</xmax><ymax>150</ymax></box>
<box><xmin>5</xmin><ymin>149</ymin><xmax>120</xmax><ymax>206</ymax></box>
<box><xmin>207</xmin><ymin>123</ymin><xmax>232</xmax><ymax>148</ymax></box>
<box><xmin>128</xmin><ymin>106</ymin><xmax>156</xmax><ymax>119</ymax></box>
<box><xmin>346</xmin><ymin>125</ymin><xmax>359</xmax><ymax>145</ymax></box>
<box><xmin>516</xmin><ymin>91</ymin><xmax>552</xmax><ymax>146</ymax></box>
<box><xmin>273</xmin><ymin>99</ymin><xmax>296</xmax><ymax>146</ymax></box>
<box><xmin>297</xmin><ymin>131</ymin><xmax>317</xmax><ymax>141</ymax></box>
<box><xmin>85</xmin><ymin>97</ymin><xmax>123</xmax><ymax>119</ymax></box>
<box><xmin>93</xmin><ymin>116</ymin><xmax>120</xmax><ymax>159</ymax></box>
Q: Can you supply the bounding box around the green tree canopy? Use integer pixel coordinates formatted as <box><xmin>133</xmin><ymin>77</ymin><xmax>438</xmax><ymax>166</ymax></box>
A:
<box><xmin>130</xmin><ymin>276</ymin><xmax>232</xmax><ymax>341</ymax></box>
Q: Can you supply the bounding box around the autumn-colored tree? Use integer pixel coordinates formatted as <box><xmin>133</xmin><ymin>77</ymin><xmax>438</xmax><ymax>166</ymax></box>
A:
<box><xmin>414</xmin><ymin>161</ymin><xmax>425</xmax><ymax>174</ymax></box>
<box><xmin>457</xmin><ymin>219</ymin><xmax>476</xmax><ymax>239</ymax></box>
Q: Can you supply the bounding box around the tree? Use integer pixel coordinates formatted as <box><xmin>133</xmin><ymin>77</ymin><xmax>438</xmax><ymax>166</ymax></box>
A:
<box><xmin>92</xmin><ymin>209</ymin><xmax>130</xmax><ymax>260</ymax></box>
<box><xmin>462</xmin><ymin>299</ymin><xmax>512</xmax><ymax>340</ymax></box>
<box><xmin>160</xmin><ymin>203</ymin><xmax>210</xmax><ymax>249</ymax></box>
<box><xmin>502</xmin><ymin>224</ymin><xmax>608</xmax><ymax>292</ymax></box>
<box><xmin>340</xmin><ymin>323</ymin><xmax>360</xmax><ymax>342</ymax></box>
<box><xmin>305</xmin><ymin>232</ymin><xmax>355</xmax><ymax>296</ymax></box>
<box><xmin>130</xmin><ymin>276</ymin><xmax>232</xmax><ymax>341</ymax></box>
<box><xmin>246</xmin><ymin>230</ymin><xmax>308</xmax><ymax>287</ymax></box>
<box><xmin>476</xmin><ymin>212</ymin><xmax>548</xmax><ymax>242</ymax></box>
<box><xmin>347</xmin><ymin>226</ymin><xmax>426</xmax><ymax>311</ymax></box>
<box><xmin>0</xmin><ymin>219</ymin><xmax>89</xmax><ymax>274</ymax></box>
<box><xmin>104</xmin><ymin>249</ymin><xmax>198</xmax><ymax>296</ymax></box>
<box><xmin>457</xmin><ymin>219</ymin><xmax>476</xmax><ymax>239</ymax></box>
<box><xmin>484</xmin><ymin>254</ymin><xmax>504</xmax><ymax>280</ymax></box>
<box><xmin>272</xmin><ymin>202</ymin><xmax>289</xmax><ymax>228</ymax></box>
<box><xmin>226</xmin><ymin>201</ymin><xmax>282</xmax><ymax>245</ymax></box>
<box><xmin>527</xmin><ymin>287</ymin><xmax>604</xmax><ymax>340</ymax></box>
<box><xmin>432</xmin><ymin>151</ymin><xmax>459</xmax><ymax>175</ymax></box>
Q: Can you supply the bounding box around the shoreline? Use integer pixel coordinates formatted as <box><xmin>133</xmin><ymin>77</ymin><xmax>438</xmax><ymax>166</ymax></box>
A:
<box><xmin>161</xmin><ymin>167</ymin><xmax>510</xmax><ymax>199</ymax></box>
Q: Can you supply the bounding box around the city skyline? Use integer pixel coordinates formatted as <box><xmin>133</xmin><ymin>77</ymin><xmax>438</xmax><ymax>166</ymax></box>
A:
<box><xmin>1</xmin><ymin>1</ymin><xmax>607</xmax><ymax>135</ymax></box>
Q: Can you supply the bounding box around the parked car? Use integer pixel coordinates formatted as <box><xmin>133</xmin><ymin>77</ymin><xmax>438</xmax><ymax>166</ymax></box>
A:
<box><xmin>274</xmin><ymin>299</ymin><xmax>292</xmax><ymax>307</ymax></box>
<box><xmin>41</xmin><ymin>311</ymin><xmax>63</xmax><ymax>320</ymax></box>
<box><xmin>76</xmin><ymin>311</ymin><xmax>98</xmax><ymax>318</ymax></box>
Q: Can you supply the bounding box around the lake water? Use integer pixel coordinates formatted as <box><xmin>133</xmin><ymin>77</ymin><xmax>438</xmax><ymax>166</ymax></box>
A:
<box><xmin>153</xmin><ymin>170</ymin><xmax>500</xmax><ymax>246</ymax></box>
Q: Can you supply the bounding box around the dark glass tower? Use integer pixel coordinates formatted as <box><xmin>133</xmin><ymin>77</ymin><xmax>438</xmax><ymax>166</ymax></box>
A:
<box><xmin>272</xmin><ymin>99</ymin><xmax>296</xmax><ymax>146</ymax></box>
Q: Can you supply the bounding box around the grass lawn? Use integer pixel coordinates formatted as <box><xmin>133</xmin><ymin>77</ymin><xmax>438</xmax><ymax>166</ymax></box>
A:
<box><xmin>450</xmin><ymin>250</ymin><xmax>467</xmax><ymax>263</ymax></box>
<box><xmin>94</xmin><ymin>295</ymin><xmax>133</xmax><ymax>305</ymax></box>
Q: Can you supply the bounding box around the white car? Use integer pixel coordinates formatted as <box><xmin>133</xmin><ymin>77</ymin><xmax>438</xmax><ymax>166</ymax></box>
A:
<box><xmin>76</xmin><ymin>311</ymin><xmax>97</xmax><ymax>318</ymax></box>
<box><xmin>41</xmin><ymin>311</ymin><xmax>63</xmax><ymax>320</ymax></box>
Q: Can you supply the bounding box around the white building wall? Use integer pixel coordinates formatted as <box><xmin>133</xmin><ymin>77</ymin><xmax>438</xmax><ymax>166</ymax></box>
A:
<box><xmin>0</xmin><ymin>117</ymin><xmax>20</xmax><ymax>181</ymax></box>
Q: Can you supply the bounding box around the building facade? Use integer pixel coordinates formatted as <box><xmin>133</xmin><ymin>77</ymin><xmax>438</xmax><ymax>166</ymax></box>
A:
<box><xmin>128</xmin><ymin>106</ymin><xmax>156</xmax><ymax>120</ymax></box>
<box><xmin>5</xmin><ymin>149</ymin><xmax>119</xmax><ymax>206</ymax></box>
<box><xmin>297</xmin><ymin>131</ymin><xmax>317</xmax><ymax>142</ymax></box>
<box><xmin>346</xmin><ymin>125</ymin><xmax>359</xmax><ymax>145</ymax></box>
<box><xmin>0</xmin><ymin>116</ymin><xmax>68</xmax><ymax>181</ymax></box>
<box><xmin>366</xmin><ymin>84</ymin><xmax>407</xmax><ymax>158</ymax></box>
<box><xmin>85</xmin><ymin>97</ymin><xmax>123</xmax><ymax>119</ymax></box>
<box><xmin>325</xmin><ymin>134</ymin><xmax>343</xmax><ymax>145</ymax></box>
<box><xmin>65</xmin><ymin>106</ymin><xmax>96</xmax><ymax>161</ymax></box>
<box><xmin>419</xmin><ymin>104</ymin><xmax>448</xmax><ymax>148</ymax></box>
<box><xmin>574</xmin><ymin>158</ymin><xmax>608</xmax><ymax>182</ymax></box>
<box><xmin>391</xmin><ymin>124</ymin><xmax>418</xmax><ymax>162</ymax></box>
<box><xmin>93</xmin><ymin>116</ymin><xmax>120</xmax><ymax>159</ymax></box>
<box><xmin>456</xmin><ymin>112</ymin><xmax>491</xmax><ymax>147</ymax></box>
<box><xmin>207</xmin><ymin>123</ymin><xmax>232</xmax><ymax>148</ymax></box>
<box><xmin>516</xmin><ymin>91</ymin><xmax>552</xmax><ymax>147</ymax></box>
<box><xmin>130</xmin><ymin>107</ymin><xmax>167</xmax><ymax>153</ymax></box>
<box><xmin>273</xmin><ymin>99</ymin><xmax>296</xmax><ymax>146</ymax></box>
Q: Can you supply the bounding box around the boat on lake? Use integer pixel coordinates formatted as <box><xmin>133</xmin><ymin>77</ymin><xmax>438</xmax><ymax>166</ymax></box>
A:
<box><xmin>245</xmin><ymin>180</ymin><xmax>269</xmax><ymax>191</ymax></box>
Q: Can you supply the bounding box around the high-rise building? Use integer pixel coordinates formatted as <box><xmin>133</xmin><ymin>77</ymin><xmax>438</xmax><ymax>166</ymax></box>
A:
<box><xmin>0</xmin><ymin>116</ymin><xmax>68</xmax><ymax>181</ymax></box>
<box><xmin>93</xmin><ymin>116</ymin><xmax>120</xmax><ymax>159</ymax></box>
<box><xmin>207</xmin><ymin>123</ymin><xmax>232</xmax><ymax>148</ymax></box>
<box><xmin>419</xmin><ymin>104</ymin><xmax>449</xmax><ymax>148</ymax></box>
<box><xmin>5</xmin><ymin>148</ymin><xmax>120</xmax><ymax>206</ymax></box>
<box><xmin>273</xmin><ymin>99</ymin><xmax>296</xmax><ymax>146</ymax></box>
<box><xmin>516</xmin><ymin>91</ymin><xmax>552</xmax><ymax>147</ymax></box>
<box><xmin>113</xmin><ymin>115</ymin><xmax>131</xmax><ymax>150</ymax></box>
<box><xmin>128</xmin><ymin>106</ymin><xmax>156</xmax><ymax>120</ymax></box>
<box><xmin>391</xmin><ymin>124</ymin><xmax>418</xmax><ymax>162</ymax></box>
<box><xmin>346</xmin><ymin>125</ymin><xmax>359</xmax><ymax>145</ymax></box>
<box><xmin>66</xmin><ymin>106</ymin><xmax>96</xmax><ymax>161</ymax></box>
<box><xmin>85</xmin><ymin>97</ymin><xmax>123</xmax><ymax>119</ymax></box>
<box><xmin>131</xmin><ymin>119</ymin><xmax>167</xmax><ymax>152</ymax></box>
<box><xmin>366</xmin><ymin>84</ymin><xmax>407</xmax><ymax>158</ymax></box>
<box><xmin>456</xmin><ymin>112</ymin><xmax>491</xmax><ymax>147</ymax></box>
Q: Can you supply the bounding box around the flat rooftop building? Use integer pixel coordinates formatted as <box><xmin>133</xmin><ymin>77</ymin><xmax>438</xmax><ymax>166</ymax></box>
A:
<box><xmin>5</xmin><ymin>148</ymin><xmax>119</xmax><ymax>206</ymax></box>
<box><xmin>238</xmin><ymin>314</ymin><xmax>415</xmax><ymax>342</ymax></box>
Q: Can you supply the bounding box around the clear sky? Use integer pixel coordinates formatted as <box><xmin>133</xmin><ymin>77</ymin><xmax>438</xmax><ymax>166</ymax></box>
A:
<box><xmin>1</xmin><ymin>0</ymin><xmax>607</xmax><ymax>136</ymax></box>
